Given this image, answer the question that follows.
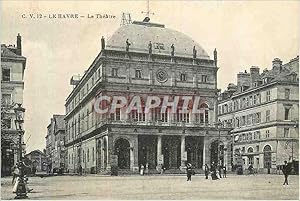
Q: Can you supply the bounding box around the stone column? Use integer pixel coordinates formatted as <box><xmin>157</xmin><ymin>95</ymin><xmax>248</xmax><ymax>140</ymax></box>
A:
<box><xmin>100</xmin><ymin>139</ymin><xmax>104</xmax><ymax>170</ymax></box>
<box><xmin>223</xmin><ymin>143</ymin><xmax>228</xmax><ymax>169</ymax></box>
<box><xmin>204</xmin><ymin>137</ymin><xmax>210</xmax><ymax>166</ymax></box>
<box><xmin>157</xmin><ymin>135</ymin><xmax>162</xmax><ymax>170</ymax></box>
<box><xmin>131</xmin><ymin>135</ymin><xmax>139</xmax><ymax>172</ymax></box>
<box><xmin>180</xmin><ymin>136</ymin><xmax>186</xmax><ymax>170</ymax></box>
<box><xmin>202</xmin><ymin>140</ymin><xmax>206</xmax><ymax>170</ymax></box>
<box><xmin>104</xmin><ymin>135</ymin><xmax>111</xmax><ymax>171</ymax></box>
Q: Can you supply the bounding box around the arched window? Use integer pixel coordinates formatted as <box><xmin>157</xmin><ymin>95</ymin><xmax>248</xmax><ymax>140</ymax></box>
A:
<box><xmin>200</xmin><ymin>103</ymin><xmax>209</xmax><ymax>124</ymax></box>
<box><xmin>247</xmin><ymin>147</ymin><xmax>253</xmax><ymax>153</ymax></box>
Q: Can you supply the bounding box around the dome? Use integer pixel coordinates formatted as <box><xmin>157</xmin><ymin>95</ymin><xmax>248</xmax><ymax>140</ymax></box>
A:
<box><xmin>106</xmin><ymin>21</ymin><xmax>210</xmax><ymax>59</ymax></box>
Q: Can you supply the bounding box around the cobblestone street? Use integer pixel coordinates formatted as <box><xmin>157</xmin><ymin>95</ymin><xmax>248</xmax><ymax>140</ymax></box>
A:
<box><xmin>1</xmin><ymin>174</ymin><xmax>299</xmax><ymax>200</ymax></box>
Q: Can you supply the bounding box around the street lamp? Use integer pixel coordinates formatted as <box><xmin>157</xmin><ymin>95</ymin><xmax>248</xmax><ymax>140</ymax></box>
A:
<box><xmin>13</xmin><ymin>103</ymin><xmax>27</xmax><ymax>199</ymax></box>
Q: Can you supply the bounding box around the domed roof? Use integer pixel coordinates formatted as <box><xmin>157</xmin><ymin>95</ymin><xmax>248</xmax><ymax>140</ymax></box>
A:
<box><xmin>106</xmin><ymin>21</ymin><xmax>210</xmax><ymax>59</ymax></box>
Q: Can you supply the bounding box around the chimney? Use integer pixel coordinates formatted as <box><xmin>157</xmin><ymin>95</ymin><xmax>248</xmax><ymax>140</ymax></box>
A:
<box><xmin>214</xmin><ymin>48</ymin><xmax>217</xmax><ymax>67</ymax></box>
<box><xmin>272</xmin><ymin>58</ymin><xmax>282</xmax><ymax>72</ymax></box>
<box><xmin>16</xmin><ymin>33</ymin><xmax>22</xmax><ymax>56</ymax></box>
<box><xmin>237</xmin><ymin>71</ymin><xmax>250</xmax><ymax>91</ymax></box>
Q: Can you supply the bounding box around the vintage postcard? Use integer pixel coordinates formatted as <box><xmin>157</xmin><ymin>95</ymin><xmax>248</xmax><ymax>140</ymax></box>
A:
<box><xmin>1</xmin><ymin>1</ymin><xmax>299</xmax><ymax>200</ymax></box>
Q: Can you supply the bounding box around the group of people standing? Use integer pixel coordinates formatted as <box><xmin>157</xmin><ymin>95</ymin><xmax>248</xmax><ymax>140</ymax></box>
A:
<box><xmin>186</xmin><ymin>162</ymin><xmax>227</xmax><ymax>181</ymax></box>
<box><xmin>205</xmin><ymin>162</ymin><xmax>227</xmax><ymax>180</ymax></box>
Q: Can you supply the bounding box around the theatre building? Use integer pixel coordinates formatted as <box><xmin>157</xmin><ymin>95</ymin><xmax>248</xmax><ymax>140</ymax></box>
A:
<box><xmin>64</xmin><ymin>19</ymin><xmax>231</xmax><ymax>174</ymax></box>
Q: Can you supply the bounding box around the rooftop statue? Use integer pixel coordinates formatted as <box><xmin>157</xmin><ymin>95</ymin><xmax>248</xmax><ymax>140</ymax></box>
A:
<box><xmin>148</xmin><ymin>41</ymin><xmax>152</xmax><ymax>55</ymax></box>
<box><xmin>126</xmin><ymin>39</ymin><xmax>131</xmax><ymax>52</ymax></box>
<box><xmin>101</xmin><ymin>36</ymin><xmax>105</xmax><ymax>50</ymax></box>
<box><xmin>171</xmin><ymin>44</ymin><xmax>175</xmax><ymax>57</ymax></box>
<box><xmin>193</xmin><ymin>46</ymin><xmax>197</xmax><ymax>59</ymax></box>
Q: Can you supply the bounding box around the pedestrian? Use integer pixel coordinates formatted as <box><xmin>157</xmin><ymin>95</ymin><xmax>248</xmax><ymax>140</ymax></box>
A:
<box><xmin>223</xmin><ymin>165</ymin><xmax>227</xmax><ymax>178</ymax></box>
<box><xmin>218</xmin><ymin>164</ymin><xmax>222</xmax><ymax>178</ymax></box>
<box><xmin>186</xmin><ymin>163</ymin><xmax>193</xmax><ymax>181</ymax></box>
<box><xmin>210</xmin><ymin>162</ymin><xmax>219</xmax><ymax>180</ymax></box>
<box><xmin>248</xmin><ymin>163</ymin><xmax>254</xmax><ymax>176</ymax></box>
<box><xmin>78</xmin><ymin>165</ymin><xmax>83</xmax><ymax>176</ymax></box>
<box><xmin>12</xmin><ymin>165</ymin><xmax>20</xmax><ymax>184</ymax></box>
<box><xmin>140</xmin><ymin>164</ymin><xmax>144</xmax><ymax>175</ymax></box>
<box><xmin>204</xmin><ymin>164</ymin><xmax>209</xmax><ymax>179</ymax></box>
<box><xmin>145</xmin><ymin>163</ymin><xmax>149</xmax><ymax>174</ymax></box>
<box><xmin>282</xmin><ymin>161</ymin><xmax>290</xmax><ymax>185</ymax></box>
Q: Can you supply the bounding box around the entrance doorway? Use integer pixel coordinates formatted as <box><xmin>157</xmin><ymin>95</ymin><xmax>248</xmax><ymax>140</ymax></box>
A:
<box><xmin>138</xmin><ymin>135</ymin><xmax>157</xmax><ymax>169</ymax></box>
<box><xmin>263</xmin><ymin>145</ymin><xmax>272</xmax><ymax>174</ymax></box>
<box><xmin>186</xmin><ymin>136</ymin><xmax>203</xmax><ymax>168</ymax></box>
<box><xmin>114</xmin><ymin>138</ymin><xmax>130</xmax><ymax>169</ymax></box>
<box><xmin>162</xmin><ymin>136</ymin><xmax>181</xmax><ymax>169</ymax></box>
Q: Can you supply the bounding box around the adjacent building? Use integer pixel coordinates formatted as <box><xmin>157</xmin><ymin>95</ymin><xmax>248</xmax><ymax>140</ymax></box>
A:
<box><xmin>45</xmin><ymin>114</ymin><xmax>66</xmax><ymax>172</ymax></box>
<box><xmin>1</xmin><ymin>34</ymin><xmax>26</xmax><ymax>176</ymax></box>
<box><xmin>64</xmin><ymin>19</ymin><xmax>231</xmax><ymax>174</ymax></box>
<box><xmin>24</xmin><ymin>149</ymin><xmax>48</xmax><ymax>172</ymax></box>
<box><xmin>218</xmin><ymin>56</ymin><xmax>299</xmax><ymax>173</ymax></box>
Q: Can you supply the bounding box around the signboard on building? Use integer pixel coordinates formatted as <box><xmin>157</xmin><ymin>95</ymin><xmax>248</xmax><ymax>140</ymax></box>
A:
<box><xmin>110</xmin><ymin>155</ymin><xmax>118</xmax><ymax>166</ymax></box>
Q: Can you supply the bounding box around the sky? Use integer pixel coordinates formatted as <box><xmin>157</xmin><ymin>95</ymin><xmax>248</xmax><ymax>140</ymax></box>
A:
<box><xmin>1</xmin><ymin>1</ymin><xmax>299</xmax><ymax>152</ymax></box>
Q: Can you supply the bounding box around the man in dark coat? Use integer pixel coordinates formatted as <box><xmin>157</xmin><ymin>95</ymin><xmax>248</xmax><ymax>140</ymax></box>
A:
<box><xmin>186</xmin><ymin>163</ymin><xmax>193</xmax><ymax>181</ymax></box>
<box><xmin>282</xmin><ymin>161</ymin><xmax>290</xmax><ymax>185</ymax></box>
<box><xmin>204</xmin><ymin>164</ymin><xmax>209</xmax><ymax>179</ymax></box>
<box><xmin>223</xmin><ymin>165</ymin><xmax>227</xmax><ymax>178</ymax></box>
<box><xmin>218</xmin><ymin>164</ymin><xmax>222</xmax><ymax>178</ymax></box>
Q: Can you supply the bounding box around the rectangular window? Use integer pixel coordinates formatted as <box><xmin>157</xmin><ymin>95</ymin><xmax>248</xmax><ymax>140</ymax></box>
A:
<box><xmin>180</xmin><ymin>73</ymin><xmax>187</xmax><ymax>81</ymax></box>
<box><xmin>135</xmin><ymin>69</ymin><xmax>142</xmax><ymax>79</ymax></box>
<box><xmin>266</xmin><ymin>110</ymin><xmax>270</xmax><ymax>122</ymax></box>
<box><xmin>266</xmin><ymin>90</ymin><xmax>271</xmax><ymax>102</ymax></box>
<box><xmin>256</xmin><ymin>112</ymin><xmax>261</xmax><ymax>123</ymax></box>
<box><xmin>2</xmin><ymin>68</ymin><xmax>10</xmax><ymax>81</ymax></box>
<box><xmin>284</xmin><ymin>128</ymin><xmax>289</xmax><ymax>138</ymax></box>
<box><xmin>229</xmin><ymin>102</ymin><xmax>232</xmax><ymax>112</ymax></box>
<box><xmin>248</xmin><ymin>132</ymin><xmax>252</xmax><ymax>141</ymax></box>
<box><xmin>98</xmin><ymin>68</ymin><xmax>101</xmax><ymax>79</ymax></box>
<box><xmin>246</xmin><ymin>97</ymin><xmax>249</xmax><ymax>107</ymax></box>
<box><xmin>256</xmin><ymin>145</ymin><xmax>259</xmax><ymax>152</ymax></box>
<box><xmin>242</xmin><ymin>116</ymin><xmax>246</xmax><ymax>126</ymax></box>
<box><xmin>285</xmin><ymin>89</ymin><xmax>290</xmax><ymax>100</ymax></box>
<box><xmin>201</xmin><ymin>75</ymin><xmax>207</xmax><ymax>83</ymax></box>
<box><xmin>265</xmin><ymin>130</ymin><xmax>270</xmax><ymax>138</ymax></box>
<box><xmin>253</xmin><ymin>95</ymin><xmax>257</xmax><ymax>105</ymax></box>
<box><xmin>249</xmin><ymin>96</ymin><xmax>253</xmax><ymax>106</ymax></box>
<box><xmin>284</xmin><ymin>108</ymin><xmax>290</xmax><ymax>120</ymax></box>
<box><xmin>112</xmin><ymin>68</ymin><xmax>118</xmax><ymax>77</ymax></box>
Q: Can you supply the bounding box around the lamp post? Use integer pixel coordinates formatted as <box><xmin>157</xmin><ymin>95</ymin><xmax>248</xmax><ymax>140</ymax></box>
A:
<box><xmin>14</xmin><ymin>103</ymin><xmax>27</xmax><ymax>199</ymax></box>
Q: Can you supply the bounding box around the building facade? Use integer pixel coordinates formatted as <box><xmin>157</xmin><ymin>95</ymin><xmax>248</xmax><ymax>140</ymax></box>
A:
<box><xmin>64</xmin><ymin>20</ymin><xmax>231</xmax><ymax>174</ymax></box>
<box><xmin>25</xmin><ymin>149</ymin><xmax>48</xmax><ymax>172</ymax></box>
<box><xmin>1</xmin><ymin>34</ymin><xmax>26</xmax><ymax>176</ymax></box>
<box><xmin>218</xmin><ymin>56</ymin><xmax>299</xmax><ymax>173</ymax></box>
<box><xmin>45</xmin><ymin>115</ymin><xmax>66</xmax><ymax>172</ymax></box>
